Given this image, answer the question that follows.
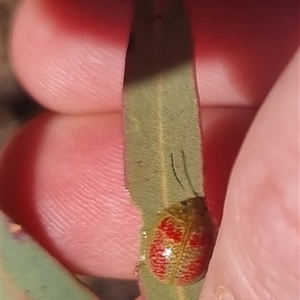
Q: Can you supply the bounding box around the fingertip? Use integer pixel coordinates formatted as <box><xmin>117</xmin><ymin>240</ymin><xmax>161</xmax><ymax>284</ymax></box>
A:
<box><xmin>200</xmin><ymin>50</ymin><xmax>299</xmax><ymax>300</ymax></box>
<box><xmin>186</xmin><ymin>0</ymin><xmax>299</xmax><ymax>107</ymax></box>
<box><xmin>11</xmin><ymin>0</ymin><xmax>133</xmax><ymax>114</ymax></box>
<box><xmin>1</xmin><ymin>112</ymin><xmax>140</xmax><ymax>277</ymax></box>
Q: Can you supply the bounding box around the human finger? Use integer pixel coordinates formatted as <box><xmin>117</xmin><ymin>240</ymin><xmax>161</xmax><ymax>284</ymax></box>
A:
<box><xmin>200</xmin><ymin>50</ymin><xmax>299</xmax><ymax>300</ymax></box>
<box><xmin>10</xmin><ymin>0</ymin><xmax>299</xmax><ymax>113</ymax></box>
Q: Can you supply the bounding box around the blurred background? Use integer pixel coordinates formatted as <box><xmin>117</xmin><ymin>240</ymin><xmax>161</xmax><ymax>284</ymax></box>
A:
<box><xmin>1</xmin><ymin>0</ymin><xmax>43</xmax><ymax>149</ymax></box>
<box><xmin>1</xmin><ymin>1</ymin><xmax>139</xmax><ymax>299</ymax></box>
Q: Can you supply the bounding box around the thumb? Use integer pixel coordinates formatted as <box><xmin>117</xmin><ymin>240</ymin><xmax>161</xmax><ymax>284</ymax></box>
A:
<box><xmin>201</xmin><ymin>49</ymin><xmax>299</xmax><ymax>300</ymax></box>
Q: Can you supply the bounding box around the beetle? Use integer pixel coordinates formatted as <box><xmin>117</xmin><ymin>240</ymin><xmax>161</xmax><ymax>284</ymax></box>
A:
<box><xmin>147</xmin><ymin>197</ymin><xmax>216</xmax><ymax>285</ymax></box>
<box><xmin>136</xmin><ymin>151</ymin><xmax>217</xmax><ymax>285</ymax></box>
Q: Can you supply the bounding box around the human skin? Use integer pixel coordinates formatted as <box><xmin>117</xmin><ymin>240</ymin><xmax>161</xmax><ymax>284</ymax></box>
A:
<box><xmin>1</xmin><ymin>0</ymin><xmax>299</xmax><ymax>299</ymax></box>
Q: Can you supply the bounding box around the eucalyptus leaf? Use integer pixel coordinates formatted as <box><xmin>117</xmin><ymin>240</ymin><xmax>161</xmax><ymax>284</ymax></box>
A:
<box><xmin>123</xmin><ymin>0</ymin><xmax>206</xmax><ymax>299</ymax></box>
<box><xmin>1</xmin><ymin>211</ymin><xmax>98</xmax><ymax>300</ymax></box>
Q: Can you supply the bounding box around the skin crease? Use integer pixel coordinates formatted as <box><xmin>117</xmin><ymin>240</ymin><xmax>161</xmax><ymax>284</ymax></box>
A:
<box><xmin>1</xmin><ymin>0</ymin><xmax>299</xmax><ymax>299</ymax></box>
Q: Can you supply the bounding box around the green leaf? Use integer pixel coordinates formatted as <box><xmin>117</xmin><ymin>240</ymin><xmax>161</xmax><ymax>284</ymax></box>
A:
<box><xmin>123</xmin><ymin>0</ymin><xmax>206</xmax><ymax>299</ymax></box>
<box><xmin>1</xmin><ymin>211</ymin><xmax>98</xmax><ymax>300</ymax></box>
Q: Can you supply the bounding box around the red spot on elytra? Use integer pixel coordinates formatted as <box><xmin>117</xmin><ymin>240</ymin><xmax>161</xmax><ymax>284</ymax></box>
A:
<box><xmin>158</xmin><ymin>217</ymin><xmax>183</xmax><ymax>243</ymax></box>
<box><xmin>189</xmin><ymin>232</ymin><xmax>212</xmax><ymax>248</ymax></box>
<box><xmin>179</xmin><ymin>257</ymin><xmax>205</xmax><ymax>285</ymax></box>
<box><xmin>149</xmin><ymin>230</ymin><xmax>168</xmax><ymax>279</ymax></box>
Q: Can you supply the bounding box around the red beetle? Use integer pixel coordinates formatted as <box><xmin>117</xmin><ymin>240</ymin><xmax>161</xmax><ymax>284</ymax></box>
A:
<box><xmin>134</xmin><ymin>152</ymin><xmax>217</xmax><ymax>285</ymax></box>
<box><xmin>146</xmin><ymin>197</ymin><xmax>216</xmax><ymax>285</ymax></box>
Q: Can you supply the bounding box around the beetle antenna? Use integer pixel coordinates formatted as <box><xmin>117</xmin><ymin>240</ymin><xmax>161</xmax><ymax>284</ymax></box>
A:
<box><xmin>181</xmin><ymin>150</ymin><xmax>198</xmax><ymax>197</ymax></box>
<box><xmin>170</xmin><ymin>153</ymin><xmax>185</xmax><ymax>191</ymax></box>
